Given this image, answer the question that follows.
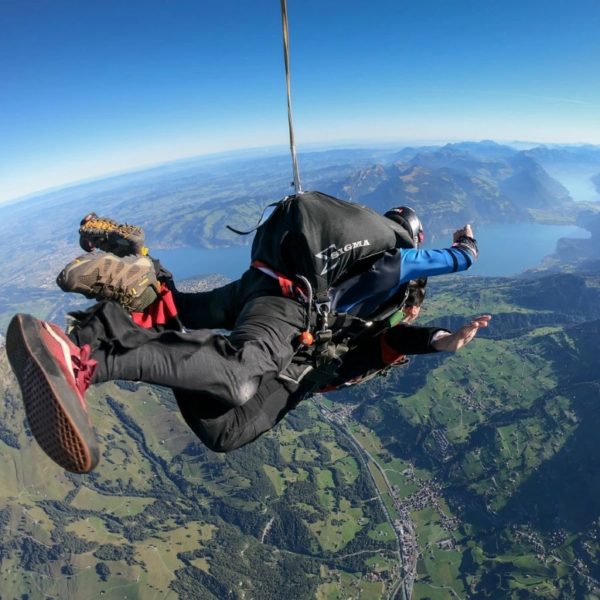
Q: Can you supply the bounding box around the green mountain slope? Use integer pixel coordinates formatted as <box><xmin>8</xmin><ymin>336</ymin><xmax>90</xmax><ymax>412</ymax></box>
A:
<box><xmin>0</xmin><ymin>347</ymin><xmax>406</xmax><ymax>599</ymax></box>
<box><xmin>332</xmin><ymin>272</ymin><xmax>600</xmax><ymax>599</ymax></box>
<box><xmin>3</xmin><ymin>270</ymin><xmax>600</xmax><ymax>598</ymax></box>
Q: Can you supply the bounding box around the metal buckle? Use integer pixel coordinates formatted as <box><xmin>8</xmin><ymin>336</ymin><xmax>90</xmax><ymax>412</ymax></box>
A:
<box><xmin>315</xmin><ymin>300</ymin><xmax>331</xmax><ymax>332</ymax></box>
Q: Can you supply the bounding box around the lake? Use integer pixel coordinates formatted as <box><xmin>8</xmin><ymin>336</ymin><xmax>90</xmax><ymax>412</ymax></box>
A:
<box><xmin>153</xmin><ymin>223</ymin><xmax>590</xmax><ymax>281</ymax></box>
<box><xmin>468</xmin><ymin>223</ymin><xmax>589</xmax><ymax>276</ymax></box>
<box><xmin>152</xmin><ymin>244</ymin><xmax>251</xmax><ymax>281</ymax></box>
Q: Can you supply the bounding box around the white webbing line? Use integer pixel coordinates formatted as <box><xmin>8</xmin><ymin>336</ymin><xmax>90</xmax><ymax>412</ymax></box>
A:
<box><xmin>280</xmin><ymin>0</ymin><xmax>303</xmax><ymax>193</ymax></box>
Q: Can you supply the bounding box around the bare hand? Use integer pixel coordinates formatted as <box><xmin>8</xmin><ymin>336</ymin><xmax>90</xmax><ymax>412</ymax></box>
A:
<box><xmin>453</xmin><ymin>224</ymin><xmax>474</xmax><ymax>242</ymax></box>
<box><xmin>432</xmin><ymin>315</ymin><xmax>491</xmax><ymax>352</ymax></box>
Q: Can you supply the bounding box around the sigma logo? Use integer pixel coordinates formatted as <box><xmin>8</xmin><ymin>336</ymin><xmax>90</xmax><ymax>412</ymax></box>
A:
<box><xmin>315</xmin><ymin>240</ymin><xmax>371</xmax><ymax>275</ymax></box>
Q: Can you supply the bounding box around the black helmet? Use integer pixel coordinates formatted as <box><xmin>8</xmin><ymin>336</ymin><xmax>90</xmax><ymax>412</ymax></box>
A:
<box><xmin>384</xmin><ymin>206</ymin><xmax>424</xmax><ymax>247</ymax></box>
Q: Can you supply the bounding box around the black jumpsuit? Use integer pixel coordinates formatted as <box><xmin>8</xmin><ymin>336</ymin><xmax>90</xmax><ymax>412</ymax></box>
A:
<box><xmin>69</xmin><ymin>268</ymin><xmax>446</xmax><ymax>453</ymax></box>
<box><xmin>69</xmin><ymin>234</ymin><xmax>476</xmax><ymax>452</ymax></box>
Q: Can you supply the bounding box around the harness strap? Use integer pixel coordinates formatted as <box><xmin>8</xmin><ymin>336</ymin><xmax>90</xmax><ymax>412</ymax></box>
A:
<box><xmin>253</xmin><ymin>258</ymin><xmax>376</xmax><ymax>334</ymax></box>
<box><xmin>252</xmin><ymin>259</ymin><xmax>403</xmax><ymax>378</ymax></box>
<box><xmin>251</xmin><ymin>260</ymin><xmax>308</xmax><ymax>302</ymax></box>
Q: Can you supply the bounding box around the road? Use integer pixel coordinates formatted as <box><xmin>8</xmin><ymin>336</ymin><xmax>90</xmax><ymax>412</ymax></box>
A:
<box><xmin>315</xmin><ymin>398</ymin><xmax>414</xmax><ymax>600</ymax></box>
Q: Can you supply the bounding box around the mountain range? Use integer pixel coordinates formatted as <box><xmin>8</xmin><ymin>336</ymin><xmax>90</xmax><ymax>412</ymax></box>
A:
<box><xmin>1</xmin><ymin>141</ymin><xmax>600</xmax><ymax>598</ymax></box>
<box><xmin>1</xmin><ymin>140</ymin><xmax>598</xmax><ymax>319</ymax></box>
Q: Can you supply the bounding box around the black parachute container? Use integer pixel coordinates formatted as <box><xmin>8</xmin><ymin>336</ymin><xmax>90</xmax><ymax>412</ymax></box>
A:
<box><xmin>256</xmin><ymin>7</ymin><xmax>413</xmax><ymax>304</ymax></box>
<box><xmin>251</xmin><ymin>190</ymin><xmax>413</xmax><ymax>298</ymax></box>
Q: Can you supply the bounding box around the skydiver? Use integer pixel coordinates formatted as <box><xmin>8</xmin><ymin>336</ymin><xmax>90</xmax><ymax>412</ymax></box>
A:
<box><xmin>6</xmin><ymin>199</ymin><xmax>487</xmax><ymax>473</ymax></box>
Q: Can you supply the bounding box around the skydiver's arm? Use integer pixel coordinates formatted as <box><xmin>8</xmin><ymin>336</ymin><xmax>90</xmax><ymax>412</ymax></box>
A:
<box><xmin>330</xmin><ymin>323</ymin><xmax>451</xmax><ymax>386</ymax></box>
<box><xmin>330</xmin><ymin>226</ymin><xmax>477</xmax><ymax>318</ymax></box>
<box><xmin>383</xmin><ymin>323</ymin><xmax>450</xmax><ymax>355</ymax></box>
<box><xmin>399</xmin><ymin>241</ymin><xmax>477</xmax><ymax>283</ymax></box>
<box><xmin>399</xmin><ymin>224</ymin><xmax>478</xmax><ymax>284</ymax></box>
<box><xmin>384</xmin><ymin>314</ymin><xmax>491</xmax><ymax>355</ymax></box>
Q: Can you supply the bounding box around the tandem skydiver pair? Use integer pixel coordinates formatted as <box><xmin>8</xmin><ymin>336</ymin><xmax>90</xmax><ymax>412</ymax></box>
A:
<box><xmin>6</xmin><ymin>191</ymin><xmax>490</xmax><ymax>473</ymax></box>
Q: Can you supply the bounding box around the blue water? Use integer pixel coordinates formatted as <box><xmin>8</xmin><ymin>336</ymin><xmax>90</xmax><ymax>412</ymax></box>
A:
<box><xmin>153</xmin><ymin>223</ymin><xmax>590</xmax><ymax>281</ymax></box>
<box><xmin>468</xmin><ymin>223</ymin><xmax>589</xmax><ymax>277</ymax></box>
<box><xmin>152</xmin><ymin>244</ymin><xmax>251</xmax><ymax>281</ymax></box>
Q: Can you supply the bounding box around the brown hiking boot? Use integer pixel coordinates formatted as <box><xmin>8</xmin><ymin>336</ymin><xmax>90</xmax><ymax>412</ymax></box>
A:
<box><xmin>57</xmin><ymin>252</ymin><xmax>159</xmax><ymax>312</ymax></box>
<box><xmin>79</xmin><ymin>212</ymin><xmax>147</xmax><ymax>256</ymax></box>
<box><xmin>6</xmin><ymin>314</ymin><xmax>100</xmax><ymax>473</ymax></box>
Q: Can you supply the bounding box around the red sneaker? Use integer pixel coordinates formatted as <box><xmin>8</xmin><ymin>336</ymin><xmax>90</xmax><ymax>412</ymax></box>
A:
<box><xmin>6</xmin><ymin>314</ymin><xmax>100</xmax><ymax>473</ymax></box>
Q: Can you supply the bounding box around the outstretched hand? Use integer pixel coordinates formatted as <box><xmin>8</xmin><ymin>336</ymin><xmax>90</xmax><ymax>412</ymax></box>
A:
<box><xmin>432</xmin><ymin>315</ymin><xmax>492</xmax><ymax>352</ymax></box>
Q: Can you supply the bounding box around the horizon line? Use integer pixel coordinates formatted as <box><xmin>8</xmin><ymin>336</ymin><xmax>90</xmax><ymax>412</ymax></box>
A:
<box><xmin>2</xmin><ymin>137</ymin><xmax>599</xmax><ymax>207</ymax></box>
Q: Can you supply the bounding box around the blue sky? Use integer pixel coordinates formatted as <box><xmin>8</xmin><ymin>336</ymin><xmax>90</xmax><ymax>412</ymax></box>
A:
<box><xmin>1</xmin><ymin>0</ymin><xmax>599</xmax><ymax>202</ymax></box>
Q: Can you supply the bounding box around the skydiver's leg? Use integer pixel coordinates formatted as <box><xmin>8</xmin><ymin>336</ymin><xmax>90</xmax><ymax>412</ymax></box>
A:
<box><xmin>168</xmin><ymin>280</ymin><xmax>242</xmax><ymax>330</ymax></box>
<box><xmin>157</xmin><ymin>264</ymin><xmax>290</xmax><ymax>331</ymax></box>
<box><xmin>174</xmin><ymin>376</ymin><xmax>306</xmax><ymax>452</ymax></box>
<box><xmin>76</xmin><ymin>293</ymin><xmax>305</xmax><ymax>408</ymax></box>
<box><xmin>73</xmin><ymin>212</ymin><xmax>250</xmax><ymax>330</ymax></box>
<box><xmin>155</xmin><ymin>261</ymin><xmax>247</xmax><ymax>331</ymax></box>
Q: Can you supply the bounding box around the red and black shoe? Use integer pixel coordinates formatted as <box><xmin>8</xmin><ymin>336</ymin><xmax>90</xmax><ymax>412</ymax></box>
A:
<box><xmin>6</xmin><ymin>314</ymin><xmax>100</xmax><ymax>474</ymax></box>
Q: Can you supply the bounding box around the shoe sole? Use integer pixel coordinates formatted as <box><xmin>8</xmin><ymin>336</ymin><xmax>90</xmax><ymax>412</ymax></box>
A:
<box><xmin>6</xmin><ymin>314</ymin><xmax>99</xmax><ymax>474</ymax></box>
<box><xmin>80</xmin><ymin>216</ymin><xmax>146</xmax><ymax>256</ymax></box>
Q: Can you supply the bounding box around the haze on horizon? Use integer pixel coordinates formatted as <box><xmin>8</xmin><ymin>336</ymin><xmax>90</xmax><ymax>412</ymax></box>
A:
<box><xmin>2</xmin><ymin>0</ymin><xmax>599</xmax><ymax>203</ymax></box>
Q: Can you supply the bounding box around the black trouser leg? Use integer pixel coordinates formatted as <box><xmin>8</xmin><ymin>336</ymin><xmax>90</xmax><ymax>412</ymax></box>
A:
<box><xmin>88</xmin><ymin>295</ymin><xmax>305</xmax><ymax>408</ymax></box>
<box><xmin>174</xmin><ymin>376</ymin><xmax>304</xmax><ymax>452</ymax></box>
<box><xmin>71</xmin><ymin>299</ymin><xmax>308</xmax><ymax>449</ymax></box>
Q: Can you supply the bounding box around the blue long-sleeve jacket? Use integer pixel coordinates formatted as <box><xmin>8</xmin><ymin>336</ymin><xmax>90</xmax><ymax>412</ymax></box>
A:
<box><xmin>331</xmin><ymin>238</ymin><xmax>477</xmax><ymax>319</ymax></box>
